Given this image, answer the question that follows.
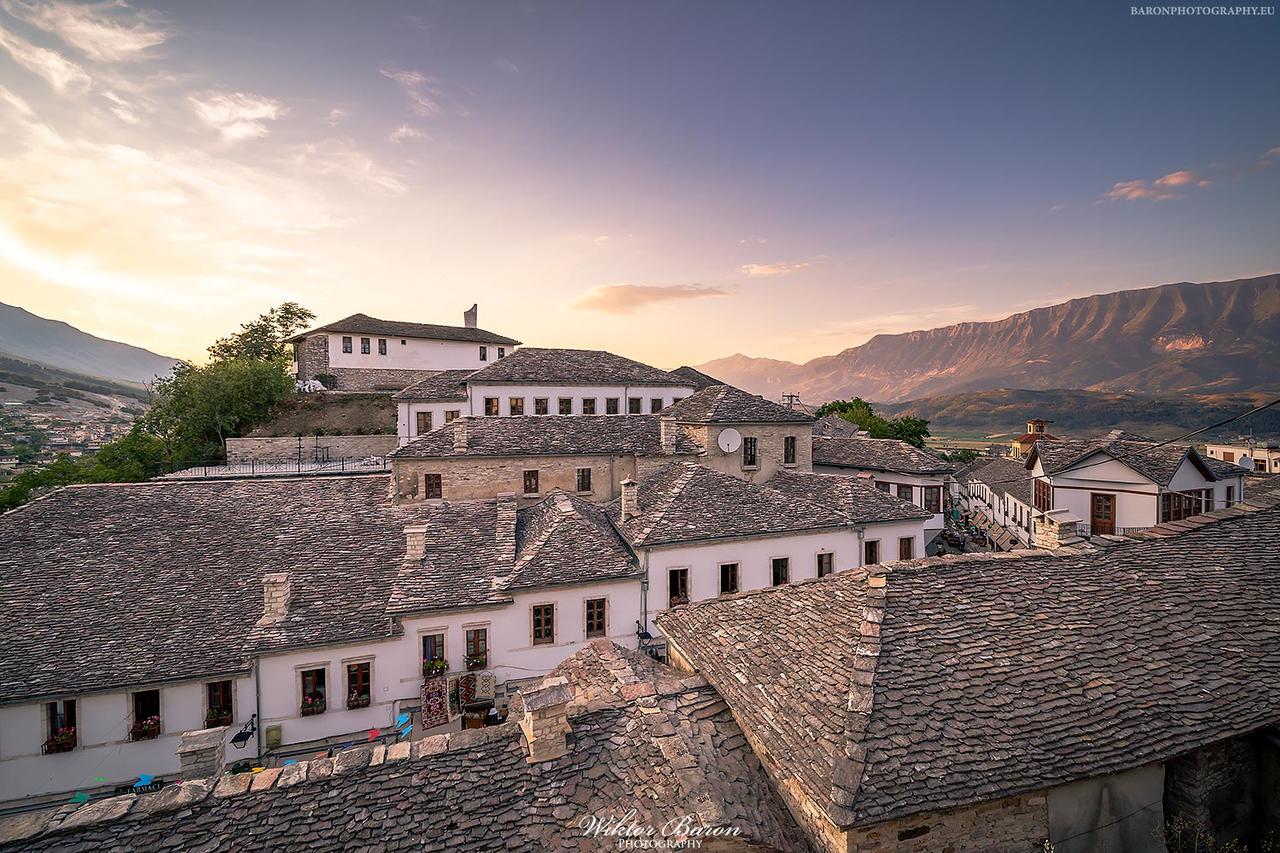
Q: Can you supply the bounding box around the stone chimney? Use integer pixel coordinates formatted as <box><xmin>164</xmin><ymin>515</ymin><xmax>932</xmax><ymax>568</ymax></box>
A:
<box><xmin>495</xmin><ymin>493</ymin><xmax>517</xmax><ymax>569</ymax></box>
<box><xmin>176</xmin><ymin>727</ymin><xmax>228</xmax><ymax>780</ymax></box>
<box><xmin>404</xmin><ymin>524</ymin><xmax>428</xmax><ymax>563</ymax></box>
<box><xmin>1034</xmin><ymin>508</ymin><xmax>1083</xmax><ymax>550</ymax></box>
<box><xmin>659</xmin><ymin>417</ymin><xmax>677</xmax><ymax>454</ymax></box>
<box><xmin>517</xmin><ymin>676</ymin><xmax>572</xmax><ymax>763</ymax></box>
<box><xmin>453</xmin><ymin>418</ymin><xmax>469</xmax><ymax>453</ymax></box>
<box><xmin>620</xmin><ymin>479</ymin><xmax>639</xmax><ymax>521</ymax></box>
<box><xmin>463</xmin><ymin>304</ymin><xmax>478</xmax><ymax>329</ymax></box>
<box><xmin>256</xmin><ymin>573</ymin><xmax>290</xmax><ymax>627</ymax></box>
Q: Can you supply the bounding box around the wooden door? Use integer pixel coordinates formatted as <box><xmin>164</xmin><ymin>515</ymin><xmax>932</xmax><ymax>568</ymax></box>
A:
<box><xmin>1090</xmin><ymin>493</ymin><xmax>1115</xmax><ymax>535</ymax></box>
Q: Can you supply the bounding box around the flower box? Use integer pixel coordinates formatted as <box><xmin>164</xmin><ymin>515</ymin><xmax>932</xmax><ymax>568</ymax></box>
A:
<box><xmin>347</xmin><ymin>693</ymin><xmax>371</xmax><ymax>710</ymax></box>
<box><xmin>204</xmin><ymin>712</ymin><xmax>233</xmax><ymax>728</ymax></box>
<box><xmin>464</xmin><ymin>652</ymin><xmax>488</xmax><ymax>672</ymax></box>
<box><xmin>421</xmin><ymin>658</ymin><xmax>447</xmax><ymax>678</ymax></box>
<box><xmin>129</xmin><ymin>716</ymin><xmax>161</xmax><ymax>742</ymax></box>
<box><xmin>43</xmin><ymin>728</ymin><xmax>76</xmax><ymax>754</ymax></box>
<box><xmin>300</xmin><ymin>695</ymin><xmax>326</xmax><ymax>716</ymax></box>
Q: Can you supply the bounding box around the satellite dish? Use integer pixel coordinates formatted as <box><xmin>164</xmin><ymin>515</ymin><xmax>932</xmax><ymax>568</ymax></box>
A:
<box><xmin>718</xmin><ymin>427</ymin><xmax>742</xmax><ymax>453</ymax></box>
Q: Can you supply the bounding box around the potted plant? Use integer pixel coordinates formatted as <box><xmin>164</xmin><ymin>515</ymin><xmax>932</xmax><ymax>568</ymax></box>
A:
<box><xmin>464</xmin><ymin>651</ymin><xmax>488</xmax><ymax>672</ymax></box>
<box><xmin>347</xmin><ymin>689</ymin><xmax>370</xmax><ymax>709</ymax></box>
<box><xmin>300</xmin><ymin>693</ymin><xmax>326</xmax><ymax>716</ymax></box>
<box><xmin>421</xmin><ymin>658</ymin><xmax>447</xmax><ymax>678</ymax></box>
<box><xmin>205</xmin><ymin>710</ymin><xmax>233</xmax><ymax>727</ymax></box>
<box><xmin>43</xmin><ymin>726</ymin><xmax>76</xmax><ymax>754</ymax></box>
<box><xmin>129</xmin><ymin>715</ymin><xmax>161</xmax><ymax>741</ymax></box>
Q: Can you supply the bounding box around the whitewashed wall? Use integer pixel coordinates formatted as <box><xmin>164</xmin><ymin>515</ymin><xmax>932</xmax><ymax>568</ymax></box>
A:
<box><xmin>813</xmin><ymin>466</ymin><xmax>947</xmax><ymax>532</ymax></box>
<box><xmin>466</xmin><ymin>383</ymin><xmax>694</xmax><ymax>417</ymax></box>
<box><xmin>327</xmin><ymin>335</ymin><xmax>511</xmax><ymax>372</ymax></box>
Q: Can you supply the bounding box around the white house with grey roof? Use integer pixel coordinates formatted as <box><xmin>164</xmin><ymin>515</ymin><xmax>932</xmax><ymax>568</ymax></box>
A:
<box><xmin>812</xmin><ymin>435</ymin><xmax>955</xmax><ymax>538</ymax></box>
<box><xmin>286</xmin><ymin>305</ymin><xmax>521</xmax><ymax>392</ymax></box>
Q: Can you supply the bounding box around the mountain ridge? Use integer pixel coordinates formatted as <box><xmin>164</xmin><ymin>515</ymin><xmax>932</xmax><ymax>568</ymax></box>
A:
<box><xmin>0</xmin><ymin>302</ymin><xmax>178</xmax><ymax>386</ymax></box>
<box><xmin>695</xmin><ymin>274</ymin><xmax>1280</xmax><ymax>403</ymax></box>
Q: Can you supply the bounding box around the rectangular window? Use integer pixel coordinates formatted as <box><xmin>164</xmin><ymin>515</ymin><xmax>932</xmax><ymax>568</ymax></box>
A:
<box><xmin>497</xmin><ymin>347</ymin><xmax>505</xmax><ymax>359</ymax></box>
<box><xmin>582</xmin><ymin>398</ymin><xmax>596</xmax><ymax>415</ymax></box>
<box><xmin>771</xmin><ymin>557</ymin><xmax>789</xmax><ymax>586</ymax></box>
<box><xmin>606</xmin><ymin>398</ymin><xmax>620</xmax><ymax>415</ymax></box>
<box><xmin>479</xmin><ymin>346</ymin><xmax>488</xmax><ymax>361</ymax></box>
<box><xmin>484</xmin><ymin>397</ymin><xmax>500</xmax><ymax>416</ymax></box>
<box><xmin>130</xmin><ymin>689</ymin><xmax>161</xmax><ymax>740</ymax></box>
<box><xmin>445</xmin><ymin>410</ymin><xmax>460</xmax><ymax>422</ymax></box>
<box><xmin>628</xmin><ymin>397</ymin><xmax>642</xmax><ymax>415</ymax></box>
<box><xmin>585</xmin><ymin>598</ymin><xmax>607</xmax><ymax>638</ymax></box>
<box><xmin>1226</xmin><ymin>485</ymin><xmax>1235</xmax><ymax>506</ymax></box>
<box><xmin>875</xmin><ymin>482</ymin><xmax>890</xmax><ymax>493</ymax></box>
<box><xmin>206</xmin><ymin>681</ymin><xmax>233</xmax><ymax>727</ymax></box>
<box><xmin>742</xmin><ymin>437</ymin><xmax>758</xmax><ymax>468</ymax></box>
<box><xmin>668</xmin><ymin>568</ymin><xmax>689</xmax><ymax>607</ymax></box>
<box><xmin>532</xmin><ymin>604</ymin><xmax>555</xmax><ymax>645</ymax></box>
<box><xmin>422</xmin><ymin>632</ymin><xmax>445</xmax><ymax>668</ymax></box>
<box><xmin>424</xmin><ymin>473</ymin><xmax>442</xmax><ymax>500</ymax></box>
<box><xmin>465</xmin><ymin>628</ymin><xmax>488</xmax><ymax>670</ymax></box>
<box><xmin>650</xmin><ymin>398</ymin><xmax>664</xmax><ymax>413</ymax></box>
<box><xmin>719</xmin><ymin>562</ymin><xmax>739</xmax><ymax>595</ymax></box>
<box><xmin>360</xmin><ymin>337</ymin><xmax>371</xmax><ymax>354</ymax></box>
<box><xmin>899</xmin><ymin>537</ymin><xmax>915</xmax><ymax>560</ymax></box>
<box><xmin>346</xmin><ymin>662</ymin><xmax>372</xmax><ymax>709</ymax></box>
<box><xmin>558</xmin><ymin>397</ymin><xmax>573</xmax><ymax>415</ymax></box>
<box><xmin>44</xmin><ymin>699</ymin><xmax>76</xmax><ymax>752</ymax></box>
<box><xmin>342</xmin><ymin>335</ymin><xmax>352</xmax><ymax>354</ymax></box>
<box><xmin>523</xmin><ymin>469</ymin><xmax>539</xmax><ymax>495</ymax></box>
<box><xmin>535</xmin><ymin>398</ymin><xmax>549</xmax><ymax>415</ymax></box>
<box><xmin>1034</xmin><ymin>479</ymin><xmax>1052</xmax><ymax>512</ymax></box>
<box><xmin>576</xmin><ymin>467</ymin><xmax>592</xmax><ymax>493</ymax></box>
<box><xmin>896</xmin><ymin>484</ymin><xmax>912</xmax><ymax>501</ymax></box>
<box><xmin>923</xmin><ymin>486</ymin><xmax>942</xmax><ymax>514</ymax></box>
<box><xmin>415</xmin><ymin>411</ymin><xmax>432</xmax><ymax>435</ymax></box>
<box><xmin>300</xmin><ymin>668</ymin><xmax>326</xmax><ymax>715</ymax></box>
<box><xmin>1223</xmin><ymin>450</ymin><xmax>1235</xmax><ymax>462</ymax></box>
<box><xmin>816</xmin><ymin>552</ymin><xmax>834</xmax><ymax>577</ymax></box>
<box><xmin>784</xmin><ymin>436</ymin><xmax>797</xmax><ymax>465</ymax></box>
<box><xmin>378</xmin><ymin>338</ymin><xmax>387</xmax><ymax>355</ymax></box>
<box><xmin>509</xmin><ymin>397</ymin><xmax>524</xmax><ymax>416</ymax></box>
<box><xmin>864</xmin><ymin>540</ymin><xmax>881</xmax><ymax>566</ymax></box>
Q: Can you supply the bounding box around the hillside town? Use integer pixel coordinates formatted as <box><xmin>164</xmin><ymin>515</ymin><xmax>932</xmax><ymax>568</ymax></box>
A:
<box><xmin>1</xmin><ymin>305</ymin><xmax>1276</xmax><ymax>853</ymax></box>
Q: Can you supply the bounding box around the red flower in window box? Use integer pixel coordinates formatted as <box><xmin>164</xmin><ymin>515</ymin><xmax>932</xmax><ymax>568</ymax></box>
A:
<box><xmin>347</xmin><ymin>690</ymin><xmax>371</xmax><ymax>709</ymax></box>
<box><xmin>43</xmin><ymin>727</ymin><xmax>77</xmax><ymax>754</ymax></box>
<box><xmin>300</xmin><ymin>694</ymin><xmax>326</xmax><ymax>716</ymax></box>
<box><xmin>129</xmin><ymin>716</ymin><xmax>161</xmax><ymax>741</ymax></box>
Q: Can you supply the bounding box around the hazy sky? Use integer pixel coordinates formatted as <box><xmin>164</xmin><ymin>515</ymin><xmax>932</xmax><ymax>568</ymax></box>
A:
<box><xmin>1</xmin><ymin>1</ymin><xmax>1277</xmax><ymax>366</ymax></box>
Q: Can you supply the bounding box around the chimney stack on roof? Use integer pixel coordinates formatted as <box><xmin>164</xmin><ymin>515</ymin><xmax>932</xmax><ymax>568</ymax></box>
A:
<box><xmin>404</xmin><ymin>524</ymin><xmax>428</xmax><ymax>563</ymax></box>
<box><xmin>516</xmin><ymin>676</ymin><xmax>572</xmax><ymax>763</ymax></box>
<box><xmin>1034</xmin><ymin>508</ymin><xmax>1084</xmax><ymax>550</ymax></box>
<box><xmin>176</xmin><ymin>727</ymin><xmax>228</xmax><ymax>781</ymax></box>
<box><xmin>659</xmin><ymin>416</ymin><xmax>677</xmax><ymax>454</ymax></box>
<box><xmin>256</xmin><ymin>573</ymin><xmax>291</xmax><ymax>627</ymax></box>
<box><xmin>454</xmin><ymin>418</ymin><xmax>469</xmax><ymax>453</ymax></box>
<box><xmin>463</xmin><ymin>304</ymin><xmax>478</xmax><ymax>329</ymax></box>
<box><xmin>620</xmin><ymin>479</ymin><xmax>639</xmax><ymax>521</ymax></box>
<box><xmin>495</xmin><ymin>492</ymin><xmax>517</xmax><ymax>569</ymax></box>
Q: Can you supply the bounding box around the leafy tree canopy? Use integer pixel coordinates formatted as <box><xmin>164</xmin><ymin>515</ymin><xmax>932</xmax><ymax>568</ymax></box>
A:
<box><xmin>814</xmin><ymin>397</ymin><xmax>932</xmax><ymax>448</ymax></box>
<box><xmin>206</xmin><ymin>302</ymin><xmax>315</xmax><ymax>364</ymax></box>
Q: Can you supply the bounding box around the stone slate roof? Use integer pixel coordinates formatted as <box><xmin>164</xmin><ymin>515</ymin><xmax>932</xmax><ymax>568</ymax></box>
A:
<box><xmin>0</xmin><ymin>478</ymin><xmax>639</xmax><ymax>704</ymax></box>
<box><xmin>768</xmin><ymin>470</ymin><xmax>931</xmax><ymax>524</ymax></box>
<box><xmin>389</xmin><ymin>415</ymin><xmax>702</xmax><ymax>459</ymax></box>
<box><xmin>811</xmin><ymin>414</ymin><xmax>864</xmax><ymax>438</ymax></box>
<box><xmin>669</xmin><ymin>365</ymin><xmax>727</xmax><ymax>390</ymax></box>
<box><xmin>1028</xmin><ymin>438</ymin><xmax>1246</xmax><ymax>485</ymax></box>
<box><xmin>661</xmin><ymin>385</ymin><xmax>813</xmax><ymax>424</ymax></box>
<box><xmin>285</xmin><ymin>313</ymin><xmax>520</xmax><ymax>346</ymax></box>
<box><xmin>611</xmin><ymin>462</ymin><xmax>850</xmax><ymax>547</ymax></box>
<box><xmin>466</xmin><ymin>347</ymin><xmax>690</xmax><ymax>387</ymax></box>
<box><xmin>659</xmin><ymin>484</ymin><xmax>1280</xmax><ymax>827</ymax></box>
<box><xmin>390</xmin><ymin>369</ymin><xmax>473</xmax><ymax>401</ymax></box>
<box><xmin>2</xmin><ymin>642</ymin><xmax>807</xmax><ymax>853</ymax></box>
<box><xmin>812</xmin><ymin>436</ymin><xmax>954</xmax><ymax>476</ymax></box>
<box><xmin>954</xmin><ymin>456</ymin><xmax>1035</xmax><ymax>506</ymax></box>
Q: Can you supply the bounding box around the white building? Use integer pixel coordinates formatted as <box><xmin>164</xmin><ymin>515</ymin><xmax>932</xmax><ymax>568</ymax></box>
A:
<box><xmin>394</xmin><ymin>347</ymin><xmax>697</xmax><ymax>442</ymax></box>
<box><xmin>1025</xmin><ymin>433</ymin><xmax>1248</xmax><ymax>537</ymax></box>
<box><xmin>953</xmin><ymin>456</ymin><xmax>1039</xmax><ymax>549</ymax></box>
<box><xmin>1205</xmin><ymin>440</ymin><xmax>1280</xmax><ymax>474</ymax></box>
<box><xmin>287</xmin><ymin>305</ymin><xmax>521</xmax><ymax>392</ymax></box>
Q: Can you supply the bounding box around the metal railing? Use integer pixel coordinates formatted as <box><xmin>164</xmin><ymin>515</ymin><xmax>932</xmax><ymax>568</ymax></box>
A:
<box><xmin>157</xmin><ymin>456</ymin><xmax>390</xmax><ymax>480</ymax></box>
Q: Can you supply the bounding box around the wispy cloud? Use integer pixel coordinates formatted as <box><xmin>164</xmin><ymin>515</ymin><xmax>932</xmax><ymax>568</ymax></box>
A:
<box><xmin>0</xmin><ymin>24</ymin><xmax>92</xmax><ymax>94</ymax></box>
<box><xmin>291</xmin><ymin>138</ymin><xmax>406</xmax><ymax>194</ymax></box>
<box><xmin>1</xmin><ymin>0</ymin><xmax>168</xmax><ymax>63</ymax></box>
<box><xmin>188</xmin><ymin>90</ymin><xmax>284</xmax><ymax>142</ymax></box>
<box><xmin>1103</xmin><ymin>168</ymin><xmax>1211</xmax><ymax>202</ymax></box>
<box><xmin>388</xmin><ymin>124</ymin><xmax>426</xmax><ymax>143</ymax></box>
<box><xmin>325</xmin><ymin>107</ymin><xmax>348</xmax><ymax>127</ymax></box>
<box><xmin>494</xmin><ymin>58</ymin><xmax>519</xmax><ymax>73</ymax></box>
<box><xmin>380</xmin><ymin>66</ymin><xmax>442</xmax><ymax>117</ymax></box>
<box><xmin>740</xmin><ymin>260</ymin><xmax>810</xmax><ymax>277</ymax></box>
<box><xmin>570</xmin><ymin>283</ymin><xmax>729</xmax><ymax>314</ymax></box>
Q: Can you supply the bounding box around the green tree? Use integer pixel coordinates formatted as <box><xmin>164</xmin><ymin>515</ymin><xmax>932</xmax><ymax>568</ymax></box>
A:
<box><xmin>205</xmin><ymin>302</ymin><xmax>315</xmax><ymax>364</ymax></box>
<box><xmin>814</xmin><ymin>397</ymin><xmax>932</xmax><ymax>448</ymax></box>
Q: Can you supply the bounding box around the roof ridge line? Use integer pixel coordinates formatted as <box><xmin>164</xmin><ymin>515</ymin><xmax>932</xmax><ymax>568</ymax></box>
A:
<box><xmin>631</xmin><ymin>462</ymin><xmax>700</xmax><ymax>544</ymax></box>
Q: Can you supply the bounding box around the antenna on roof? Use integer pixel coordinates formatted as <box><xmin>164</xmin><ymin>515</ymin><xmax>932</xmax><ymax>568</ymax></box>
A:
<box><xmin>781</xmin><ymin>392</ymin><xmax>801</xmax><ymax>409</ymax></box>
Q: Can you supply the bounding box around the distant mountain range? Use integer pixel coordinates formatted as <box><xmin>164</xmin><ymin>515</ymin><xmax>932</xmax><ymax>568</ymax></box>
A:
<box><xmin>696</xmin><ymin>274</ymin><xmax>1280</xmax><ymax>403</ymax></box>
<box><xmin>0</xmin><ymin>303</ymin><xmax>177</xmax><ymax>386</ymax></box>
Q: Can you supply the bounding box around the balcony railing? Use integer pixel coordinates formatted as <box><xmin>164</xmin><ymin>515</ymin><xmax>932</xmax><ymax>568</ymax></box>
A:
<box><xmin>42</xmin><ymin>734</ymin><xmax>76</xmax><ymax>755</ymax></box>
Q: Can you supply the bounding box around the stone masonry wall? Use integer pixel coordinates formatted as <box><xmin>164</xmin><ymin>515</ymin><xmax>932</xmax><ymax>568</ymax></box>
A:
<box><xmin>696</xmin><ymin>423</ymin><xmax>814</xmax><ymax>484</ymax></box>
<box><xmin>1164</xmin><ymin>735</ymin><xmax>1260</xmax><ymax>848</ymax></box>
<box><xmin>226</xmin><ymin>435</ymin><xmax>399</xmax><ymax>464</ymax></box>
<box><xmin>294</xmin><ymin>335</ymin><xmax>437</xmax><ymax>391</ymax></box>
<box><xmin>844</xmin><ymin>792</ymin><xmax>1050</xmax><ymax>853</ymax></box>
<box><xmin>295</xmin><ymin>334</ymin><xmax>328</xmax><ymax>383</ymax></box>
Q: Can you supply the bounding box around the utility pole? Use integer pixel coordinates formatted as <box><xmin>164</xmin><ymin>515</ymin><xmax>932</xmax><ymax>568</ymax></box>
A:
<box><xmin>781</xmin><ymin>392</ymin><xmax>801</xmax><ymax>410</ymax></box>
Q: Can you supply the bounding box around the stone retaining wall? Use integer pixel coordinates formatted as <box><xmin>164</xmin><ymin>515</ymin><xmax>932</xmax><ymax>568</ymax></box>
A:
<box><xmin>225</xmin><ymin>435</ymin><xmax>399</xmax><ymax>464</ymax></box>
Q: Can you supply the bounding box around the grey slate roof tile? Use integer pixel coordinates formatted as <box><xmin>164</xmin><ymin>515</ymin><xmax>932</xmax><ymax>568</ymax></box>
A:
<box><xmin>466</xmin><ymin>347</ymin><xmax>689</xmax><ymax>386</ymax></box>
<box><xmin>767</xmin><ymin>470</ymin><xmax>932</xmax><ymax>524</ymax></box>
<box><xmin>662</xmin><ymin>385</ymin><xmax>813</xmax><ymax>424</ymax></box>
<box><xmin>953</xmin><ymin>456</ymin><xmax>1035</xmax><ymax>506</ymax></box>
<box><xmin>285</xmin><ymin>313</ymin><xmax>520</xmax><ymax>346</ymax></box>
<box><xmin>668</xmin><ymin>365</ymin><xmax>727</xmax><ymax>391</ymax></box>
<box><xmin>389</xmin><ymin>370</ymin><xmax>473</xmax><ymax>401</ymax></box>
<box><xmin>812</xmin><ymin>436</ymin><xmax>954</xmax><ymax>476</ymax></box>
<box><xmin>389</xmin><ymin>415</ymin><xmax>701</xmax><ymax>459</ymax></box>
<box><xmin>1030</xmin><ymin>437</ymin><xmax>1247</xmax><ymax>485</ymax></box>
